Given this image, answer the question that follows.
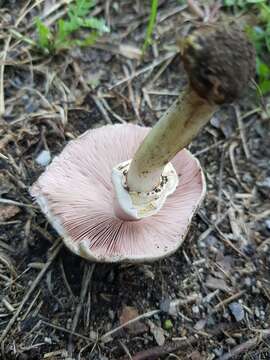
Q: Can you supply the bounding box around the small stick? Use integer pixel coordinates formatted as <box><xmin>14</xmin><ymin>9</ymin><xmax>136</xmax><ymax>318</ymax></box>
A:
<box><xmin>99</xmin><ymin>96</ymin><xmax>126</xmax><ymax>123</ymax></box>
<box><xmin>0</xmin><ymin>0</ymin><xmax>44</xmax><ymax>115</ymax></box>
<box><xmin>213</xmin><ymin>290</ymin><xmax>246</xmax><ymax>313</ymax></box>
<box><xmin>41</xmin><ymin>320</ymin><xmax>94</xmax><ymax>342</ymax></box>
<box><xmin>109</xmin><ymin>53</ymin><xmax>176</xmax><ymax>90</ymax></box>
<box><xmin>157</xmin><ymin>4</ymin><xmax>187</xmax><ymax>23</ymax></box>
<box><xmin>59</xmin><ymin>258</ymin><xmax>76</xmax><ymax>300</ymax></box>
<box><xmin>0</xmin><ymin>197</ymin><xmax>35</xmax><ymax>209</ymax></box>
<box><xmin>92</xmin><ymin>95</ymin><xmax>112</xmax><ymax>124</ymax></box>
<box><xmin>68</xmin><ymin>264</ymin><xmax>95</xmax><ymax>352</ymax></box>
<box><xmin>187</xmin><ymin>0</ymin><xmax>205</xmax><ymax>19</ymax></box>
<box><xmin>234</xmin><ymin>105</ymin><xmax>251</xmax><ymax>159</ymax></box>
<box><xmin>217</xmin><ymin>146</ymin><xmax>226</xmax><ymax>219</ymax></box>
<box><xmin>101</xmin><ymin>309</ymin><xmax>160</xmax><ymax>341</ymax></box>
<box><xmin>229</xmin><ymin>142</ymin><xmax>250</xmax><ymax>193</ymax></box>
<box><xmin>0</xmin><ymin>241</ymin><xmax>62</xmax><ymax>343</ymax></box>
<box><xmin>219</xmin><ymin>329</ymin><xmax>270</xmax><ymax>360</ymax></box>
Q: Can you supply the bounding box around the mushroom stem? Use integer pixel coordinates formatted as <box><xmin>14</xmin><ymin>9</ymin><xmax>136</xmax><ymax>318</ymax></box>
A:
<box><xmin>127</xmin><ymin>86</ymin><xmax>216</xmax><ymax>192</ymax></box>
<box><xmin>112</xmin><ymin>24</ymin><xmax>255</xmax><ymax>220</ymax></box>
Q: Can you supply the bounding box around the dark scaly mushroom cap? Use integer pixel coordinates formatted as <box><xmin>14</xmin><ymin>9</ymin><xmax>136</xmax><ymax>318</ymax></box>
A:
<box><xmin>181</xmin><ymin>24</ymin><xmax>256</xmax><ymax>105</ymax></box>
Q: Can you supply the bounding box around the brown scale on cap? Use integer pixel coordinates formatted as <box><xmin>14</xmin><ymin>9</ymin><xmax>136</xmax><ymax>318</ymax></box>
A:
<box><xmin>181</xmin><ymin>24</ymin><xmax>256</xmax><ymax>105</ymax></box>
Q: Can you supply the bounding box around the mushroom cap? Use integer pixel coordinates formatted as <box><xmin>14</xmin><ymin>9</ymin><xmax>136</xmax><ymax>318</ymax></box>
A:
<box><xmin>181</xmin><ymin>24</ymin><xmax>256</xmax><ymax>104</ymax></box>
<box><xmin>31</xmin><ymin>124</ymin><xmax>205</xmax><ymax>263</ymax></box>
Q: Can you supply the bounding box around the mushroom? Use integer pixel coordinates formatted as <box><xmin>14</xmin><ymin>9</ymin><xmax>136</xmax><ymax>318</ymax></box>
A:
<box><xmin>31</xmin><ymin>24</ymin><xmax>255</xmax><ymax>263</ymax></box>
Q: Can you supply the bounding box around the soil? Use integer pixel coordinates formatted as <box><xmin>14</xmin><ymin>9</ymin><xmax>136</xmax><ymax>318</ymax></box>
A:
<box><xmin>0</xmin><ymin>1</ymin><xmax>270</xmax><ymax>360</ymax></box>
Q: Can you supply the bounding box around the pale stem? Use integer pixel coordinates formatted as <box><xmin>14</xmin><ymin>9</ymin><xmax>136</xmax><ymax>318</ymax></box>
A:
<box><xmin>127</xmin><ymin>86</ymin><xmax>217</xmax><ymax>192</ymax></box>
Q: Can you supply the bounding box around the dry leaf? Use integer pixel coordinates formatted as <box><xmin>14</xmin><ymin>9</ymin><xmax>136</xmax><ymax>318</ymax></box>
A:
<box><xmin>119</xmin><ymin>44</ymin><xmax>142</xmax><ymax>60</ymax></box>
<box><xmin>119</xmin><ymin>306</ymin><xmax>147</xmax><ymax>335</ymax></box>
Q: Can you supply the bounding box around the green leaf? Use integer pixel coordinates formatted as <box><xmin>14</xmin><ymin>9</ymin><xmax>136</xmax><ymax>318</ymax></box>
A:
<box><xmin>257</xmin><ymin>58</ymin><xmax>270</xmax><ymax>77</ymax></box>
<box><xmin>223</xmin><ymin>0</ymin><xmax>236</xmax><ymax>6</ymax></box>
<box><xmin>82</xmin><ymin>17</ymin><xmax>110</xmax><ymax>32</ymax></box>
<box><xmin>36</xmin><ymin>18</ymin><xmax>52</xmax><ymax>50</ymax></box>
<box><xmin>246</xmin><ymin>0</ymin><xmax>266</xmax><ymax>3</ymax></box>
<box><xmin>223</xmin><ymin>0</ymin><xmax>246</xmax><ymax>7</ymax></box>
<box><xmin>35</xmin><ymin>0</ymin><xmax>108</xmax><ymax>53</ymax></box>
<box><xmin>70</xmin><ymin>0</ymin><xmax>95</xmax><ymax>18</ymax></box>
<box><xmin>259</xmin><ymin>79</ymin><xmax>270</xmax><ymax>94</ymax></box>
<box><xmin>73</xmin><ymin>32</ymin><xmax>98</xmax><ymax>47</ymax></box>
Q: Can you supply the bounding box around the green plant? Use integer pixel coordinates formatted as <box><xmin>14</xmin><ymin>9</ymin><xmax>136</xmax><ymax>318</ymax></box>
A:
<box><xmin>224</xmin><ymin>0</ymin><xmax>270</xmax><ymax>94</ymax></box>
<box><xmin>36</xmin><ymin>0</ymin><xmax>109</xmax><ymax>54</ymax></box>
<box><xmin>247</xmin><ymin>4</ymin><xmax>270</xmax><ymax>93</ymax></box>
<box><xmin>142</xmin><ymin>0</ymin><xmax>159</xmax><ymax>53</ymax></box>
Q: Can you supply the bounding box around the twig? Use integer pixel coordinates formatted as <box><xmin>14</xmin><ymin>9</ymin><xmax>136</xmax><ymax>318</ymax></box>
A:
<box><xmin>217</xmin><ymin>146</ymin><xmax>226</xmax><ymax>219</ymax></box>
<box><xmin>123</xmin><ymin>64</ymin><xmax>141</xmax><ymax>123</ymax></box>
<box><xmin>109</xmin><ymin>53</ymin><xmax>176</xmax><ymax>90</ymax></box>
<box><xmin>99</xmin><ymin>96</ymin><xmax>126</xmax><ymax>123</ymax></box>
<box><xmin>21</xmin><ymin>289</ymin><xmax>41</xmax><ymax>321</ymax></box>
<box><xmin>101</xmin><ymin>309</ymin><xmax>160</xmax><ymax>341</ymax></box>
<box><xmin>229</xmin><ymin>141</ymin><xmax>250</xmax><ymax>193</ymax></box>
<box><xmin>193</xmin><ymin>139</ymin><xmax>225</xmax><ymax>156</ymax></box>
<box><xmin>0</xmin><ymin>152</ymin><xmax>8</xmax><ymax>160</ymax></box>
<box><xmin>92</xmin><ymin>95</ymin><xmax>112</xmax><ymax>124</ymax></box>
<box><xmin>157</xmin><ymin>4</ymin><xmax>187</xmax><ymax>23</ymax></box>
<box><xmin>68</xmin><ymin>264</ymin><xmax>95</xmax><ymax>351</ymax></box>
<box><xmin>234</xmin><ymin>105</ymin><xmax>251</xmax><ymax>159</ymax></box>
<box><xmin>0</xmin><ymin>197</ymin><xmax>35</xmax><ymax>208</ymax></box>
<box><xmin>187</xmin><ymin>0</ymin><xmax>204</xmax><ymax>19</ymax></box>
<box><xmin>119</xmin><ymin>341</ymin><xmax>133</xmax><ymax>360</ymax></box>
<box><xmin>219</xmin><ymin>329</ymin><xmax>270</xmax><ymax>360</ymax></box>
<box><xmin>41</xmin><ymin>320</ymin><xmax>94</xmax><ymax>342</ymax></box>
<box><xmin>0</xmin><ymin>241</ymin><xmax>62</xmax><ymax>343</ymax></box>
<box><xmin>59</xmin><ymin>258</ymin><xmax>76</xmax><ymax>300</ymax></box>
<box><xmin>213</xmin><ymin>290</ymin><xmax>246</xmax><ymax>313</ymax></box>
<box><xmin>0</xmin><ymin>0</ymin><xmax>44</xmax><ymax>115</ymax></box>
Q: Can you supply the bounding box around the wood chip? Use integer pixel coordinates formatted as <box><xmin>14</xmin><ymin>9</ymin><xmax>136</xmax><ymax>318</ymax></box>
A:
<box><xmin>205</xmin><ymin>276</ymin><xmax>231</xmax><ymax>292</ymax></box>
<box><xmin>0</xmin><ymin>204</ymin><xmax>20</xmax><ymax>221</ymax></box>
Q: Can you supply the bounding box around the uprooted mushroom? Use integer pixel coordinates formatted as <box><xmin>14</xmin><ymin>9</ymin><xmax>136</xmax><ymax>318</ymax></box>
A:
<box><xmin>31</xmin><ymin>24</ymin><xmax>255</xmax><ymax>262</ymax></box>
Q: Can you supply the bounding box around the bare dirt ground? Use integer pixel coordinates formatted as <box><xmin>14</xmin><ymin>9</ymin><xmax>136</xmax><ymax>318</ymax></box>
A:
<box><xmin>0</xmin><ymin>1</ymin><xmax>270</xmax><ymax>359</ymax></box>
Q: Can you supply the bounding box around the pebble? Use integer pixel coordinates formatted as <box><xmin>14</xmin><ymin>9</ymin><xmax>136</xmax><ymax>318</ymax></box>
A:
<box><xmin>258</xmin><ymin>177</ymin><xmax>270</xmax><ymax>188</ymax></box>
<box><xmin>242</xmin><ymin>243</ymin><xmax>256</xmax><ymax>256</ymax></box>
<box><xmin>229</xmin><ymin>302</ymin><xmax>245</xmax><ymax>322</ymax></box>
<box><xmin>213</xmin><ymin>348</ymin><xmax>223</xmax><ymax>357</ymax></box>
<box><xmin>192</xmin><ymin>305</ymin><xmax>200</xmax><ymax>314</ymax></box>
<box><xmin>108</xmin><ymin>310</ymin><xmax>114</xmax><ymax>320</ymax></box>
<box><xmin>90</xmin><ymin>330</ymin><xmax>98</xmax><ymax>340</ymax></box>
<box><xmin>265</xmin><ymin>219</ymin><xmax>270</xmax><ymax>230</ymax></box>
<box><xmin>194</xmin><ymin>319</ymin><xmax>206</xmax><ymax>331</ymax></box>
<box><xmin>243</xmin><ymin>173</ymin><xmax>253</xmax><ymax>184</ymax></box>
<box><xmin>44</xmin><ymin>337</ymin><xmax>52</xmax><ymax>344</ymax></box>
<box><xmin>252</xmin><ymin>285</ymin><xmax>260</xmax><ymax>294</ymax></box>
<box><xmin>255</xmin><ymin>307</ymin><xmax>260</xmax><ymax>318</ymax></box>
<box><xmin>35</xmin><ymin>150</ymin><xmax>51</xmax><ymax>166</ymax></box>
<box><xmin>244</xmin><ymin>277</ymin><xmax>252</xmax><ymax>287</ymax></box>
<box><xmin>226</xmin><ymin>337</ymin><xmax>237</xmax><ymax>346</ymax></box>
<box><xmin>150</xmin><ymin>323</ymin><xmax>165</xmax><ymax>346</ymax></box>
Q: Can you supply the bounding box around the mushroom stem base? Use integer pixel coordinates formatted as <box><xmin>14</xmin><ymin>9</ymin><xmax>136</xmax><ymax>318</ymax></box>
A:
<box><xmin>112</xmin><ymin>159</ymin><xmax>179</xmax><ymax>220</ymax></box>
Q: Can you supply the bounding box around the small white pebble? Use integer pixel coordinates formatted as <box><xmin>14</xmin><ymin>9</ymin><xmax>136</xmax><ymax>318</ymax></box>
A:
<box><xmin>44</xmin><ymin>337</ymin><xmax>52</xmax><ymax>344</ymax></box>
<box><xmin>192</xmin><ymin>305</ymin><xmax>200</xmax><ymax>314</ymax></box>
<box><xmin>265</xmin><ymin>219</ymin><xmax>270</xmax><ymax>230</ymax></box>
<box><xmin>90</xmin><ymin>330</ymin><xmax>98</xmax><ymax>340</ymax></box>
<box><xmin>255</xmin><ymin>307</ymin><xmax>260</xmax><ymax>318</ymax></box>
<box><xmin>35</xmin><ymin>150</ymin><xmax>51</xmax><ymax>166</ymax></box>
